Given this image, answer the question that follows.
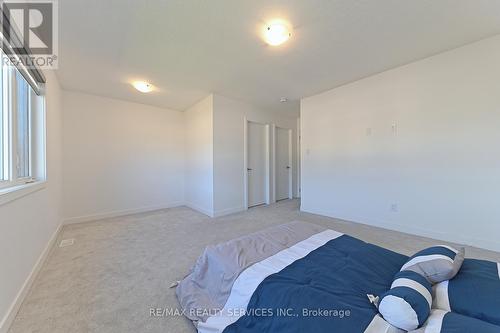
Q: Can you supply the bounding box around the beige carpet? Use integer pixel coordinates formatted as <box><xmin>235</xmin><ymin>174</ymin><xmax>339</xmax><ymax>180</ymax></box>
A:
<box><xmin>8</xmin><ymin>199</ymin><xmax>500</xmax><ymax>333</ymax></box>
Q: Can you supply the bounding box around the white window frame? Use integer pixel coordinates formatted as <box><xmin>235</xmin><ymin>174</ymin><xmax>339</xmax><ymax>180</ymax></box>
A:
<box><xmin>0</xmin><ymin>59</ymin><xmax>46</xmax><ymax>204</ymax></box>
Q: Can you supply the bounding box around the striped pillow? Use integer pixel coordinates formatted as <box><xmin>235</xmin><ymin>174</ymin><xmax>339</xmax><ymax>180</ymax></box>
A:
<box><xmin>401</xmin><ymin>245</ymin><xmax>464</xmax><ymax>284</ymax></box>
<box><xmin>378</xmin><ymin>270</ymin><xmax>433</xmax><ymax>331</ymax></box>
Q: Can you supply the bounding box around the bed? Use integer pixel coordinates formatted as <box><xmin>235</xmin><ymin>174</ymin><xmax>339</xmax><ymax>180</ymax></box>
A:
<box><xmin>176</xmin><ymin>222</ymin><xmax>500</xmax><ymax>333</ymax></box>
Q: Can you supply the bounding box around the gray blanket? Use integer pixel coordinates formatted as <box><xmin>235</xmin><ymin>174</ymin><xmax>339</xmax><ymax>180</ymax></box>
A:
<box><xmin>176</xmin><ymin>221</ymin><xmax>327</xmax><ymax>323</ymax></box>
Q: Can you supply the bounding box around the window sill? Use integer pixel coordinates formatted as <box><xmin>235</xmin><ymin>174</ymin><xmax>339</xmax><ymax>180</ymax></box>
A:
<box><xmin>0</xmin><ymin>181</ymin><xmax>47</xmax><ymax>206</ymax></box>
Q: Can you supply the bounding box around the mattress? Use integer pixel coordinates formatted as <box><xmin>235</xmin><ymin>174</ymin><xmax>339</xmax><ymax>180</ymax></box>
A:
<box><xmin>176</xmin><ymin>222</ymin><xmax>407</xmax><ymax>333</ymax></box>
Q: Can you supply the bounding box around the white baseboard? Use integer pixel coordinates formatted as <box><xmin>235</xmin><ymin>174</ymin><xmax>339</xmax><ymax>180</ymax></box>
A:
<box><xmin>63</xmin><ymin>201</ymin><xmax>185</xmax><ymax>224</ymax></box>
<box><xmin>213</xmin><ymin>206</ymin><xmax>246</xmax><ymax>218</ymax></box>
<box><xmin>300</xmin><ymin>206</ymin><xmax>500</xmax><ymax>253</ymax></box>
<box><xmin>0</xmin><ymin>223</ymin><xmax>62</xmax><ymax>333</ymax></box>
<box><xmin>183</xmin><ymin>202</ymin><xmax>215</xmax><ymax>217</ymax></box>
<box><xmin>64</xmin><ymin>201</ymin><xmax>244</xmax><ymax>225</ymax></box>
<box><xmin>374</xmin><ymin>219</ymin><xmax>500</xmax><ymax>253</ymax></box>
<box><xmin>183</xmin><ymin>203</ymin><xmax>246</xmax><ymax>218</ymax></box>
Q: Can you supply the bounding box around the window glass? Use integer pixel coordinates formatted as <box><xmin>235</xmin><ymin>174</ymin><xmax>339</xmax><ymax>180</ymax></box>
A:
<box><xmin>15</xmin><ymin>70</ymin><xmax>31</xmax><ymax>179</ymax></box>
<box><xmin>0</xmin><ymin>56</ymin><xmax>44</xmax><ymax>190</ymax></box>
<box><xmin>0</xmin><ymin>63</ymin><xmax>3</xmax><ymax>181</ymax></box>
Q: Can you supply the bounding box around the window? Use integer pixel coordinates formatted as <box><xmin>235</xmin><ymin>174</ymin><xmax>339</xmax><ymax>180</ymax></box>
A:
<box><xmin>0</xmin><ymin>64</ymin><xmax>3</xmax><ymax>182</ymax></box>
<box><xmin>16</xmin><ymin>70</ymin><xmax>31</xmax><ymax>179</ymax></box>
<box><xmin>0</xmin><ymin>52</ymin><xmax>45</xmax><ymax>191</ymax></box>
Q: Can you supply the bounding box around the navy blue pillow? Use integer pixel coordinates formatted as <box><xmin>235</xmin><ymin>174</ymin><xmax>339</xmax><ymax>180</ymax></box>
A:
<box><xmin>401</xmin><ymin>245</ymin><xmax>464</xmax><ymax>284</ymax></box>
<box><xmin>378</xmin><ymin>270</ymin><xmax>432</xmax><ymax>331</ymax></box>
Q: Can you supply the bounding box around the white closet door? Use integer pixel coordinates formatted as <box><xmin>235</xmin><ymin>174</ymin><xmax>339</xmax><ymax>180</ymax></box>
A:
<box><xmin>247</xmin><ymin>122</ymin><xmax>267</xmax><ymax>207</ymax></box>
<box><xmin>276</xmin><ymin>127</ymin><xmax>291</xmax><ymax>201</ymax></box>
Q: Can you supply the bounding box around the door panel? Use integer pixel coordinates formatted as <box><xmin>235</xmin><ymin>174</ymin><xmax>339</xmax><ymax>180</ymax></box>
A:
<box><xmin>247</xmin><ymin>122</ymin><xmax>267</xmax><ymax>207</ymax></box>
<box><xmin>276</xmin><ymin>127</ymin><xmax>291</xmax><ymax>201</ymax></box>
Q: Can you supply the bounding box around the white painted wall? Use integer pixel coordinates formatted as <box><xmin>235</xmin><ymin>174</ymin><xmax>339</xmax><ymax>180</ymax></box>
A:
<box><xmin>213</xmin><ymin>94</ymin><xmax>298</xmax><ymax>217</ymax></box>
<box><xmin>0</xmin><ymin>70</ymin><xmax>63</xmax><ymax>332</ymax></box>
<box><xmin>62</xmin><ymin>91</ymin><xmax>185</xmax><ymax>223</ymax></box>
<box><xmin>184</xmin><ymin>95</ymin><xmax>214</xmax><ymax>216</ymax></box>
<box><xmin>301</xmin><ymin>35</ymin><xmax>500</xmax><ymax>252</ymax></box>
<box><xmin>62</xmin><ymin>91</ymin><xmax>296</xmax><ymax>221</ymax></box>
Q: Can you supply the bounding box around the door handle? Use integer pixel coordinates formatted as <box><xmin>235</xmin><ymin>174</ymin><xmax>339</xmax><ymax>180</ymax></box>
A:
<box><xmin>247</xmin><ymin>168</ymin><xmax>253</xmax><ymax>171</ymax></box>
<box><xmin>286</xmin><ymin>166</ymin><xmax>291</xmax><ymax>169</ymax></box>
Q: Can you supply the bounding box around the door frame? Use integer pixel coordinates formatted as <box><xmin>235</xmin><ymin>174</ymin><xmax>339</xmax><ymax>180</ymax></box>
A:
<box><xmin>273</xmin><ymin>125</ymin><xmax>293</xmax><ymax>201</ymax></box>
<box><xmin>243</xmin><ymin>118</ymin><xmax>271</xmax><ymax>210</ymax></box>
<box><xmin>296</xmin><ymin>117</ymin><xmax>301</xmax><ymax>198</ymax></box>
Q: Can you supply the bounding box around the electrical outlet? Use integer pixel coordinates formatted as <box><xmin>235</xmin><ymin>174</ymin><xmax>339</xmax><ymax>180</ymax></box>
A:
<box><xmin>59</xmin><ymin>239</ymin><xmax>75</xmax><ymax>247</ymax></box>
<box><xmin>390</xmin><ymin>204</ymin><xmax>399</xmax><ymax>212</ymax></box>
<box><xmin>366</xmin><ymin>128</ymin><xmax>372</xmax><ymax>136</ymax></box>
<box><xmin>391</xmin><ymin>123</ymin><xmax>397</xmax><ymax>134</ymax></box>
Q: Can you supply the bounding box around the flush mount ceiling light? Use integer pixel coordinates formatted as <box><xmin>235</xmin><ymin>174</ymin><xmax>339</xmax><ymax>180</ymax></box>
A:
<box><xmin>264</xmin><ymin>21</ymin><xmax>292</xmax><ymax>46</ymax></box>
<box><xmin>132</xmin><ymin>81</ymin><xmax>154</xmax><ymax>93</ymax></box>
<box><xmin>280</xmin><ymin>97</ymin><xmax>288</xmax><ymax>103</ymax></box>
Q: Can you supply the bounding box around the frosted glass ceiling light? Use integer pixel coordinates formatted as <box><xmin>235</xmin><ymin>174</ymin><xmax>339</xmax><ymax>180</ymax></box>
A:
<box><xmin>132</xmin><ymin>81</ymin><xmax>154</xmax><ymax>93</ymax></box>
<box><xmin>264</xmin><ymin>21</ymin><xmax>292</xmax><ymax>46</ymax></box>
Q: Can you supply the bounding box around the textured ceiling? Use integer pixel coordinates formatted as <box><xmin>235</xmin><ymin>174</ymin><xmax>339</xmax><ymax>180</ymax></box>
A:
<box><xmin>57</xmin><ymin>0</ymin><xmax>500</xmax><ymax>114</ymax></box>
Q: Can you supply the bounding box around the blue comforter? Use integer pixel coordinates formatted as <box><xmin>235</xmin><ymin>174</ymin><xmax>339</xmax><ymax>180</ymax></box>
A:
<box><xmin>223</xmin><ymin>235</ymin><xmax>408</xmax><ymax>333</ymax></box>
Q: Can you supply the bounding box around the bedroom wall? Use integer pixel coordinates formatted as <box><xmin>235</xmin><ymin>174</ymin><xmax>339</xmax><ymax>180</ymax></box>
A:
<box><xmin>184</xmin><ymin>95</ymin><xmax>214</xmax><ymax>216</ymax></box>
<box><xmin>62</xmin><ymin>91</ymin><xmax>185</xmax><ymax>223</ymax></box>
<box><xmin>213</xmin><ymin>94</ymin><xmax>299</xmax><ymax>217</ymax></box>
<box><xmin>0</xmin><ymin>70</ymin><xmax>63</xmax><ymax>333</ymax></box>
<box><xmin>301</xmin><ymin>35</ymin><xmax>500</xmax><ymax>252</ymax></box>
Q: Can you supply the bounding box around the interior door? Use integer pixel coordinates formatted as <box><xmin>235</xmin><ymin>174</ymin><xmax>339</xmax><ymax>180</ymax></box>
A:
<box><xmin>276</xmin><ymin>127</ymin><xmax>291</xmax><ymax>201</ymax></box>
<box><xmin>247</xmin><ymin>122</ymin><xmax>267</xmax><ymax>207</ymax></box>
